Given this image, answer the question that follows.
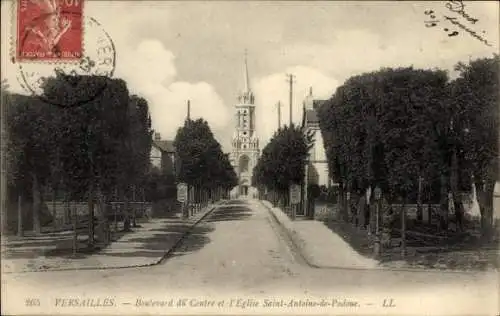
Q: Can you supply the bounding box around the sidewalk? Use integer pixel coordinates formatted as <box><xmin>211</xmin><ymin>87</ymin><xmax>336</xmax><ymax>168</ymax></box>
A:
<box><xmin>1</xmin><ymin>203</ymin><xmax>219</xmax><ymax>273</ymax></box>
<box><xmin>262</xmin><ymin>200</ymin><xmax>499</xmax><ymax>272</ymax></box>
<box><xmin>261</xmin><ymin>200</ymin><xmax>378</xmax><ymax>269</ymax></box>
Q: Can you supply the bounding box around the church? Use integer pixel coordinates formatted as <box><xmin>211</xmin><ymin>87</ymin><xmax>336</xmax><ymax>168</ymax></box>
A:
<box><xmin>229</xmin><ymin>53</ymin><xmax>260</xmax><ymax>197</ymax></box>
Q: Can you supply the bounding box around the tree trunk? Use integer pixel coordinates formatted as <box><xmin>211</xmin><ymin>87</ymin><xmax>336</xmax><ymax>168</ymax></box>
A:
<box><xmin>52</xmin><ymin>188</ymin><xmax>57</xmax><ymax>230</ymax></box>
<box><xmin>401</xmin><ymin>198</ymin><xmax>407</xmax><ymax>258</ymax></box>
<box><xmin>439</xmin><ymin>174</ymin><xmax>449</xmax><ymax>231</ymax></box>
<box><xmin>338</xmin><ymin>182</ymin><xmax>348</xmax><ymax>222</ymax></box>
<box><xmin>450</xmin><ymin>152</ymin><xmax>464</xmax><ymax>232</ymax></box>
<box><xmin>113</xmin><ymin>203</ymin><xmax>118</xmax><ymax>232</ymax></box>
<box><xmin>72</xmin><ymin>201</ymin><xmax>78</xmax><ymax>257</ymax></box>
<box><xmin>202</xmin><ymin>189</ymin><xmax>205</xmax><ymax>208</ymax></box>
<box><xmin>64</xmin><ymin>193</ymin><xmax>70</xmax><ymax>225</ymax></box>
<box><xmin>187</xmin><ymin>190</ymin><xmax>191</xmax><ymax>217</ymax></box>
<box><xmin>132</xmin><ymin>185</ymin><xmax>137</xmax><ymax>227</ymax></box>
<box><xmin>417</xmin><ymin>176</ymin><xmax>423</xmax><ymax>222</ymax></box>
<box><xmin>96</xmin><ymin>185</ymin><xmax>109</xmax><ymax>245</ymax></box>
<box><xmin>31</xmin><ymin>173</ymin><xmax>41</xmax><ymax>234</ymax></box>
<box><xmin>427</xmin><ymin>183</ymin><xmax>432</xmax><ymax>225</ymax></box>
<box><xmin>123</xmin><ymin>188</ymin><xmax>131</xmax><ymax>231</ymax></box>
<box><xmin>453</xmin><ymin>195</ymin><xmax>465</xmax><ymax>232</ymax></box>
<box><xmin>113</xmin><ymin>187</ymin><xmax>118</xmax><ymax>231</ymax></box>
<box><xmin>87</xmin><ymin>182</ymin><xmax>95</xmax><ymax>247</ymax></box>
<box><xmin>142</xmin><ymin>188</ymin><xmax>146</xmax><ymax>219</ymax></box>
<box><xmin>17</xmin><ymin>195</ymin><xmax>23</xmax><ymax>237</ymax></box>
<box><xmin>478</xmin><ymin>179</ymin><xmax>495</xmax><ymax>241</ymax></box>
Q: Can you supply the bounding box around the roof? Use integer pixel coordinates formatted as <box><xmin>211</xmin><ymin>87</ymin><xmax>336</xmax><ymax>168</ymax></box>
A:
<box><xmin>153</xmin><ymin>140</ymin><xmax>175</xmax><ymax>153</ymax></box>
<box><xmin>302</xmin><ymin>99</ymin><xmax>326</xmax><ymax>125</ymax></box>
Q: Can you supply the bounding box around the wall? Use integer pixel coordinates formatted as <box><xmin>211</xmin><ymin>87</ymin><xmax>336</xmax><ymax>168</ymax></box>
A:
<box><xmin>309</xmin><ymin>127</ymin><xmax>329</xmax><ymax>187</ymax></box>
<box><xmin>150</xmin><ymin>146</ymin><xmax>162</xmax><ymax>169</ymax></box>
<box><xmin>162</xmin><ymin>152</ymin><xmax>175</xmax><ymax>175</ymax></box>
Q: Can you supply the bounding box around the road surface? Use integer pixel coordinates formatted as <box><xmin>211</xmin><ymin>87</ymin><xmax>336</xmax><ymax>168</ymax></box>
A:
<box><xmin>2</xmin><ymin>199</ymin><xmax>498</xmax><ymax>315</ymax></box>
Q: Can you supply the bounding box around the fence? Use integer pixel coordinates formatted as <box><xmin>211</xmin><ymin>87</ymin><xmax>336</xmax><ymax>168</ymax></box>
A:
<box><xmin>43</xmin><ymin>200</ymin><xmax>152</xmax><ymax>227</ymax></box>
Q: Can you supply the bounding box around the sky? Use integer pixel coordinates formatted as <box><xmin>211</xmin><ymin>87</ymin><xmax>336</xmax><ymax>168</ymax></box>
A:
<box><xmin>1</xmin><ymin>0</ymin><xmax>499</xmax><ymax>153</ymax></box>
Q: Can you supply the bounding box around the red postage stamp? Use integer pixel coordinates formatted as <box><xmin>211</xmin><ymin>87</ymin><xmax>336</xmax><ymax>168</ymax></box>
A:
<box><xmin>16</xmin><ymin>0</ymin><xmax>83</xmax><ymax>61</ymax></box>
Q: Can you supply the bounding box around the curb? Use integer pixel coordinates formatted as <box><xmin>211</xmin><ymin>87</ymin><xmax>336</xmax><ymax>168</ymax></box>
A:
<box><xmin>260</xmin><ymin>200</ymin><xmax>494</xmax><ymax>275</ymax></box>
<box><xmin>2</xmin><ymin>202</ymin><xmax>224</xmax><ymax>274</ymax></box>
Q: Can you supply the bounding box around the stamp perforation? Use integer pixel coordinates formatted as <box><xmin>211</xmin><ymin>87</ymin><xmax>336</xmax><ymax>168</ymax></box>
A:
<box><xmin>11</xmin><ymin>0</ymin><xmax>86</xmax><ymax>65</ymax></box>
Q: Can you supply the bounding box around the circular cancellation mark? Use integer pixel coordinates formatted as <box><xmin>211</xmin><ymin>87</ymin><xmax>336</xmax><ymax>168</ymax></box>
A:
<box><xmin>16</xmin><ymin>16</ymin><xmax>116</xmax><ymax>108</ymax></box>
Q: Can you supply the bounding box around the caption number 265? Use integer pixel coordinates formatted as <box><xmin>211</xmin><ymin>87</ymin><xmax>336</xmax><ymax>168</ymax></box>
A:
<box><xmin>25</xmin><ymin>298</ymin><xmax>40</xmax><ymax>307</ymax></box>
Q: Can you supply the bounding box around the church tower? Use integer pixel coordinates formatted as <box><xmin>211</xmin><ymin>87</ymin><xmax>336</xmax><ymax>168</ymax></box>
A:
<box><xmin>230</xmin><ymin>51</ymin><xmax>260</xmax><ymax>196</ymax></box>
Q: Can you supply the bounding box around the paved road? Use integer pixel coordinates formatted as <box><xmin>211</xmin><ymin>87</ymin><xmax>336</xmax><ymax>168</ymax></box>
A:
<box><xmin>3</xmin><ymin>199</ymin><xmax>498</xmax><ymax>315</ymax></box>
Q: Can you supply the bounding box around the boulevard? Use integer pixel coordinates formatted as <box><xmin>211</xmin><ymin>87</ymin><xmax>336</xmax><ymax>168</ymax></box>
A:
<box><xmin>2</xmin><ymin>199</ymin><xmax>497</xmax><ymax>315</ymax></box>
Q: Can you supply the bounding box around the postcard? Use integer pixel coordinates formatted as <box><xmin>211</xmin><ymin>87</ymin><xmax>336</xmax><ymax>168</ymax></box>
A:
<box><xmin>1</xmin><ymin>0</ymin><xmax>499</xmax><ymax>315</ymax></box>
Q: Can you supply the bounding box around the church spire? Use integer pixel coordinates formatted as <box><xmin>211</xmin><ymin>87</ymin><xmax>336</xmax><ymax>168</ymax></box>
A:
<box><xmin>238</xmin><ymin>49</ymin><xmax>254</xmax><ymax>104</ymax></box>
<box><xmin>243</xmin><ymin>49</ymin><xmax>250</xmax><ymax>94</ymax></box>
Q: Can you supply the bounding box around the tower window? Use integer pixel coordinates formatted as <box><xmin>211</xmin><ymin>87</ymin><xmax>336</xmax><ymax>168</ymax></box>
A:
<box><xmin>243</xmin><ymin>131</ymin><xmax>247</xmax><ymax>135</ymax></box>
<box><xmin>243</xmin><ymin>145</ymin><xmax>247</xmax><ymax>149</ymax></box>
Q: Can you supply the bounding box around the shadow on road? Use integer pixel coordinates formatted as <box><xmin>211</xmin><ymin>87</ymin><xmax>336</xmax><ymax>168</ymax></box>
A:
<box><xmin>166</xmin><ymin>203</ymin><xmax>254</xmax><ymax>259</ymax></box>
<box><xmin>205</xmin><ymin>205</ymin><xmax>253</xmax><ymax>222</ymax></box>
<box><xmin>98</xmin><ymin>222</ymin><xmax>215</xmax><ymax>258</ymax></box>
<box><xmin>165</xmin><ymin>223</ymin><xmax>216</xmax><ymax>259</ymax></box>
<box><xmin>224</xmin><ymin>200</ymin><xmax>249</xmax><ymax>206</ymax></box>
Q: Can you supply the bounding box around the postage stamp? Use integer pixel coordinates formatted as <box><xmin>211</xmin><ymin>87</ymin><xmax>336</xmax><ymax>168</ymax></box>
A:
<box><xmin>16</xmin><ymin>0</ymin><xmax>84</xmax><ymax>61</ymax></box>
<box><xmin>16</xmin><ymin>16</ymin><xmax>116</xmax><ymax>107</ymax></box>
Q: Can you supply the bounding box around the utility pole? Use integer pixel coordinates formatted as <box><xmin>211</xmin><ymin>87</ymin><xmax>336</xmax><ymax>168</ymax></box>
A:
<box><xmin>276</xmin><ymin>101</ymin><xmax>282</xmax><ymax>129</ymax></box>
<box><xmin>187</xmin><ymin>100</ymin><xmax>191</xmax><ymax>120</ymax></box>
<box><xmin>285</xmin><ymin>74</ymin><xmax>296</xmax><ymax>219</ymax></box>
<box><xmin>286</xmin><ymin>74</ymin><xmax>295</xmax><ymax>125</ymax></box>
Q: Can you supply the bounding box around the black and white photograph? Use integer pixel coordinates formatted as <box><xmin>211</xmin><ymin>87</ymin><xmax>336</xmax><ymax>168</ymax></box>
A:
<box><xmin>1</xmin><ymin>0</ymin><xmax>499</xmax><ymax>315</ymax></box>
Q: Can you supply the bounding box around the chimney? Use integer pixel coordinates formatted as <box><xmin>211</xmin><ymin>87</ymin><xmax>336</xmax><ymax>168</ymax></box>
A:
<box><xmin>154</xmin><ymin>132</ymin><xmax>161</xmax><ymax>141</ymax></box>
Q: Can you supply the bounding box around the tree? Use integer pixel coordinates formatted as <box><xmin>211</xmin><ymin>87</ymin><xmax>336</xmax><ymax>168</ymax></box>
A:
<box><xmin>42</xmin><ymin>74</ymin><xmax>136</xmax><ymax>240</ymax></box>
<box><xmin>174</xmin><ymin>118</ymin><xmax>237</xmax><ymax>207</ymax></box>
<box><xmin>450</xmin><ymin>55</ymin><xmax>499</xmax><ymax>239</ymax></box>
<box><xmin>253</xmin><ymin>124</ymin><xmax>313</xmax><ymax>205</ymax></box>
<box><xmin>318</xmin><ymin>67</ymin><xmax>450</xmax><ymax>225</ymax></box>
<box><xmin>5</xmin><ymin>74</ymin><xmax>154</xmax><ymax>243</ymax></box>
<box><xmin>6</xmin><ymin>94</ymin><xmax>56</xmax><ymax>233</ymax></box>
<box><xmin>127</xmin><ymin>95</ymin><xmax>153</xmax><ymax>226</ymax></box>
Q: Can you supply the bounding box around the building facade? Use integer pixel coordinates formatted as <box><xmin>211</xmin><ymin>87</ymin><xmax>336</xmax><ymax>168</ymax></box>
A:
<box><xmin>230</xmin><ymin>53</ymin><xmax>260</xmax><ymax>196</ymax></box>
<box><xmin>150</xmin><ymin>132</ymin><xmax>176</xmax><ymax>175</ymax></box>
<box><xmin>301</xmin><ymin>88</ymin><xmax>330</xmax><ymax>188</ymax></box>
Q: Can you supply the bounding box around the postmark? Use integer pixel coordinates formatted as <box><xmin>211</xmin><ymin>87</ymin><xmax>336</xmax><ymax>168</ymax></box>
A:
<box><xmin>16</xmin><ymin>0</ymin><xmax>84</xmax><ymax>62</ymax></box>
<box><xmin>16</xmin><ymin>16</ymin><xmax>116</xmax><ymax>107</ymax></box>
